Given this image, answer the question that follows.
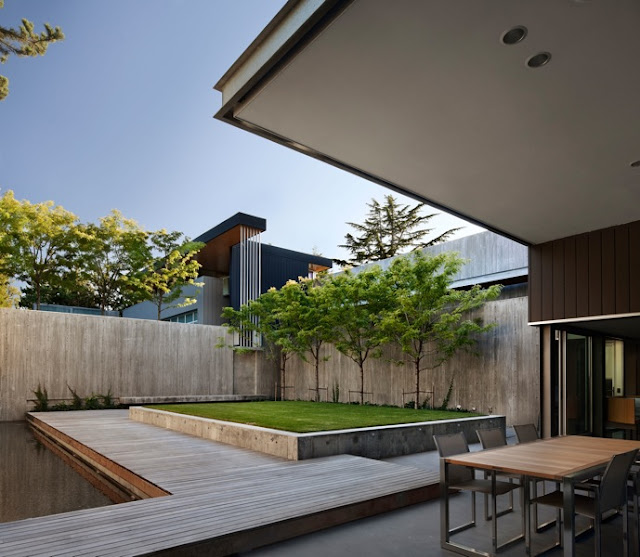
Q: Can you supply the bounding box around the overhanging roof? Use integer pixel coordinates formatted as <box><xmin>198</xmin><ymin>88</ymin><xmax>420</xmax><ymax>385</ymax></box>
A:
<box><xmin>216</xmin><ymin>0</ymin><xmax>640</xmax><ymax>246</ymax></box>
<box><xmin>194</xmin><ymin>213</ymin><xmax>266</xmax><ymax>277</ymax></box>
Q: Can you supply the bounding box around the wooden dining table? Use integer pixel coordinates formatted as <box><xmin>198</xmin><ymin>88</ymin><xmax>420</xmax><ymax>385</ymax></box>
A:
<box><xmin>441</xmin><ymin>435</ymin><xmax>640</xmax><ymax>557</ymax></box>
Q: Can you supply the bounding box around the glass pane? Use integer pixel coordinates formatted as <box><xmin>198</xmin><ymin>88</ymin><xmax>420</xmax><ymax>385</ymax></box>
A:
<box><xmin>566</xmin><ymin>333</ymin><xmax>591</xmax><ymax>435</ymax></box>
<box><xmin>605</xmin><ymin>339</ymin><xmax>624</xmax><ymax>397</ymax></box>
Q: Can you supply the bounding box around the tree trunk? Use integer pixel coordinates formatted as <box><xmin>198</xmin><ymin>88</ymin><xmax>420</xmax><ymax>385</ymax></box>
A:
<box><xmin>35</xmin><ymin>282</ymin><xmax>41</xmax><ymax>310</ymax></box>
<box><xmin>360</xmin><ymin>364</ymin><xmax>364</xmax><ymax>405</ymax></box>
<box><xmin>315</xmin><ymin>356</ymin><xmax>320</xmax><ymax>402</ymax></box>
<box><xmin>414</xmin><ymin>360</ymin><xmax>421</xmax><ymax>410</ymax></box>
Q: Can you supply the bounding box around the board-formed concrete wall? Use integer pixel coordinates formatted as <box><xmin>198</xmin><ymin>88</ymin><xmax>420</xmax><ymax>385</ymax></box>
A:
<box><xmin>0</xmin><ymin>309</ymin><xmax>276</xmax><ymax>421</ymax></box>
<box><xmin>283</xmin><ymin>296</ymin><xmax>540</xmax><ymax>427</ymax></box>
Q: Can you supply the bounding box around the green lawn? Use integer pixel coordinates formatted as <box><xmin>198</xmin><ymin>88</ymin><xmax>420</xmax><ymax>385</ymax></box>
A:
<box><xmin>145</xmin><ymin>401</ymin><xmax>482</xmax><ymax>433</ymax></box>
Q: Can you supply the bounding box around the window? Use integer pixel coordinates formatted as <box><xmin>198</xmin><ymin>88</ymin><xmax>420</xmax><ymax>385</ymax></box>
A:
<box><xmin>605</xmin><ymin>338</ymin><xmax>624</xmax><ymax>397</ymax></box>
<box><xmin>165</xmin><ymin>310</ymin><xmax>198</xmax><ymax>324</ymax></box>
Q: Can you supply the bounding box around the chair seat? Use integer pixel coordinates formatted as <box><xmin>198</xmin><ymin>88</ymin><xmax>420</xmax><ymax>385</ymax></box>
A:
<box><xmin>532</xmin><ymin>490</ymin><xmax>598</xmax><ymax>520</ymax></box>
<box><xmin>451</xmin><ymin>478</ymin><xmax>519</xmax><ymax>496</ymax></box>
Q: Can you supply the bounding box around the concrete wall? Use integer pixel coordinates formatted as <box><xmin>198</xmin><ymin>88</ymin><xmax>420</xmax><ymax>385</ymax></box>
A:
<box><xmin>131</xmin><ymin>406</ymin><xmax>506</xmax><ymax>460</ymax></box>
<box><xmin>354</xmin><ymin>231</ymin><xmax>528</xmax><ymax>288</ymax></box>
<box><xmin>283</xmin><ymin>295</ymin><xmax>540</xmax><ymax>427</ymax></box>
<box><xmin>0</xmin><ymin>309</ymin><xmax>276</xmax><ymax>421</ymax></box>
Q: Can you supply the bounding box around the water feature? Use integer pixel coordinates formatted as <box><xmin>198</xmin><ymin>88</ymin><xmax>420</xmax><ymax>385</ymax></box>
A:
<box><xmin>0</xmin><ymin>421</ymin><xmax>112</xmax><ymax>523</ymax></box>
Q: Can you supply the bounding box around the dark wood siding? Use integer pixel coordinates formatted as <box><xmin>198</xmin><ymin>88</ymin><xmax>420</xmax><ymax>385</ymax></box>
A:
<box><xmin>529</xmin><ymin>220</ymin><xmax>640</xmax><ymax>322</ymax></box>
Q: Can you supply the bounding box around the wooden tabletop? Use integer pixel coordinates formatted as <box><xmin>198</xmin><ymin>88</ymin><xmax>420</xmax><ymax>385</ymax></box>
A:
<box><xmin>445</xmin><ymin>435</ymin><xmax>640</xmax><ymax>481</ymax></box>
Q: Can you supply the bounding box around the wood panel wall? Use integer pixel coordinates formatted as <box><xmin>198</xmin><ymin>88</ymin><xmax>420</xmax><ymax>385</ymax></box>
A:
<box><xmin>529</xmin><ymin>220</ymin><xmax>640</xmax><ymax>322</ymax></box>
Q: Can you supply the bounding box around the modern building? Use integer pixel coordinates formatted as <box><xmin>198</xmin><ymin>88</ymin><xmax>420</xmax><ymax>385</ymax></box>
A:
<box><xmin>123</xmin><ymin>212</ymin><xmax>332</xmax><ymax>326</ymax></box>
<box><xmin>215</xmin><ymin>1</ymin><xmax>640</xmax><ymax>439</ymax></box>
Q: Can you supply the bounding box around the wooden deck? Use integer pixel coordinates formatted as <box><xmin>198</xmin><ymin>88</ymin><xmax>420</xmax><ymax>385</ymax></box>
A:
<box><xmin>1</xmin><ymin>410</ymin><xmax>438</xmax><ymax>556</ymax></box>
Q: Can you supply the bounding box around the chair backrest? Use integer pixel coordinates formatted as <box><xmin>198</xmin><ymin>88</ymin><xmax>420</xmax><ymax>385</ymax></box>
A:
<box><xmin>433</xmin><ymin>432</ymin><xmax>473</xmax><ymax>484</ymax></box>
<box><xmin>513</xmin><ymin>423</ymin><xmax>539</xmax><ymax>443</ymax></box>
<box><xmin>476</xmin><ymin>428</ymin><xmax>507</xmax><ymax>450</ymax></box>
<box><xmin>599</xmin><ymin>449</ymin><xmax>639</xmax><ymax>512</ymax></box>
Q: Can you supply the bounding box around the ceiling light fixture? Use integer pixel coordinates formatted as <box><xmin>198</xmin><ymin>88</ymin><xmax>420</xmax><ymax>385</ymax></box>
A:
<box><xmin>501</xmin><ymin>26</ymin><xmax>527</xmax><ymax>45</ymax></box>
<box><xmin>526</xmin><ymin>52</ymin><xmax>551</xmax><ymax>68</ymax></box>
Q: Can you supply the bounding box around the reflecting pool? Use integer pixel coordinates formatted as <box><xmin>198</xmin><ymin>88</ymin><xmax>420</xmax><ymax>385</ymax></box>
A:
<box><xmin>0</xmin><ymin>421</ymin><xmax>111</xmax><ymax>523</ymax></box>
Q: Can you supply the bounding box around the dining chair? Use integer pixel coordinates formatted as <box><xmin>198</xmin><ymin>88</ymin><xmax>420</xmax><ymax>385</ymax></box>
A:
<box><xmin>434</xmin><ymin>432</ymin><xmax>522</xmax><ymax>554</ymax></box>
<box><xmin>628</xmin><ymin>464</ymin><xmax>640</xmax><ymax>554</ymax></box>
<box><xmin>476</xmin><ymin>428</ymin><xmax>521</xmax><ymax>521</ymax></box>
<box><xmin>512</xmin><ymin>422</ymin><xmax>556</xmax><ymax>533</ymax></box>
<box><xmin>513</xmin><ymin>423</ymin><xmax>539</xmax><ymax>443</ymax></box>
<box><xmin>528</xmin><ymin>448</ymin><xmax>639</xmax><ymax>557</ymax></box>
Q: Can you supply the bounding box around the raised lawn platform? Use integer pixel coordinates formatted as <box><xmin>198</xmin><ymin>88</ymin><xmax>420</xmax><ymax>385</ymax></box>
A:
<box><xmin>130</xmin><ymin>406</ymin><xmax>505</xmax><ymax>460</ymax></box>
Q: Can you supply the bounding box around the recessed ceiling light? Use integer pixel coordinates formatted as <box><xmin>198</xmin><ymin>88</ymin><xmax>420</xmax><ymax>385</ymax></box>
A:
<box><xmin>501</xmin><ymin>26</ymin><xmax>527</xmax><ymax>45</ymax></box>
<box><xmin>631</xmin><ymin>160</ymin><xmax>640</xmax><ymax>168</ymax></box>
<box><xmin>526</xmin><ymin>52</ymin><xmax>551</xmax><ymax>68</ymax></box>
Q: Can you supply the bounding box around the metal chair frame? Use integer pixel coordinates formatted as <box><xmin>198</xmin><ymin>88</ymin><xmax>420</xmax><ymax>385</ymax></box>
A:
<box><xmin>528</xmin><ymin>449</ymin><xmax>638</xmax><ymax>557</ymax></box>
<box><xmin>435</xmin><ymin>432</ymin><xmax>523</xmax><ymax>556</ymax></box>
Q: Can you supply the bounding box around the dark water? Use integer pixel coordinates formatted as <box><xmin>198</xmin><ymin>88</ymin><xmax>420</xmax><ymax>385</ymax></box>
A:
<box><xmin>0</xmin><ymin>421</ymin><xmax>112</xmax><ymax>523</ymax></box>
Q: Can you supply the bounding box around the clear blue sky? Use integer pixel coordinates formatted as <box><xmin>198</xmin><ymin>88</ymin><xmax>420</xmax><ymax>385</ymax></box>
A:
<box><xmin>1</xmin><ymin>0</ymin><xmax>481</xmax><ymax>262</ymax></box>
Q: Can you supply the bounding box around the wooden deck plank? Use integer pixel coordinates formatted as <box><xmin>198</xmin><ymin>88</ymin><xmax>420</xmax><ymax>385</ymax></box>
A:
<box><xmin>0</xmin><ymin>411</ymin><xmax>438</xmax><ymax>556</ymax></box>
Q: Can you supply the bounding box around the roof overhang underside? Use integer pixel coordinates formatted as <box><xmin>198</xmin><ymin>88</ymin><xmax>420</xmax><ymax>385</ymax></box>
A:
<box><xmin>215</xmin><ymin>0</ymin><xmax>640</xmax><ymax>247</ymax></box>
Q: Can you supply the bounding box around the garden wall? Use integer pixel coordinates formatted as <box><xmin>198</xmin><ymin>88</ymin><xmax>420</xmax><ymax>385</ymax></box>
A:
<box><xmin>283</xmin><ymin>295</ymin><xmax>540</xmax><ymax>427</ymax></box>
<box><xmin>0</xmin><ymin>309</ymin><xmax>277</xmax><ymax>421</ymax></box>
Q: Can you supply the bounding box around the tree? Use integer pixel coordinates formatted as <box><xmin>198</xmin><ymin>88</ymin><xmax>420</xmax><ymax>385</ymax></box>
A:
<box><xmin>142</xmin><ymin>230</ymin><xmax>204</xmax><ymax>320</ymax></box>
<box><xmin>324</xmin><ymin>267</ymin><xmax>388</xmax><ymax>404</ymax></box>
<box><xmin>78</xmin><ymin>210</ymin><xmax>149</xmax><ymax>315</ymax></box>
<box><xmin>0</xmin><ymin>190</ymin><xmax>80</xmax><ymax>309</ymax></box>
<box><xmin>222</xmin><ymin>286</ymin><xmax>302</xmax><ymax>400</ymax></box>
<box><xmin>0</xmin><ymin>273</ymin><xmax>19</xmax><ymax>307</ymax></box>
<box><xmin>0</xmin><ymin>1</ymin><xmax>64</xmax><ymax>100</ymax></box>
<box><xmin>284</xmin><ymin>276</ymin><xmax>336</xmax><ymax>402</ymax></box>
<box><xmin>335</xmin><ymin>195</ymin><xmax>461</xmax><ymax>267</ymax></box>
<box><xmin>379</xmin><ymin>251</ymin><xmax>501</xmax><ymax>409</ymax></box>
<box><xmin>19</xmin><ymin>275</ymin><xmax>97</xmax><ymax>309</ymax></box>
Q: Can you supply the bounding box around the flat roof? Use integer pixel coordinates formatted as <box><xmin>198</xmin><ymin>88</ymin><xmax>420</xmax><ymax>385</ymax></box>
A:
<box><xmin>216</xmin><ymin>0</ymin><xmax>640</xmax><ymax>246</ymax></box>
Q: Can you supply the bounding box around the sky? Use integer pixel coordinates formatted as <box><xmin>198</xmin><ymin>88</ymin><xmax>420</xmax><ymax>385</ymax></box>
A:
<box><xmin>1</xmin><ymin>0</ymin><xmax>482</xmax><ymax>263</ymax></box>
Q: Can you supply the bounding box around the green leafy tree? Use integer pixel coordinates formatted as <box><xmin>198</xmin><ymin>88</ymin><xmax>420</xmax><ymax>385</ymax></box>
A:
<box><xmin>324</xmin><ymin>267</ymin><xmax>388</xmax><ymax>404</ymax></box>
<box><xmin>142</xmin><ymin>230</ymin><xmax>204</xmax><ymax>320</ymax></box>
<box><xmin>0</xmin><ymin>1</ymin><xmax>64</xmax><ymax>100</ymax></box>
<box><xmin>283</xmin><ymin>276</ymin><xmax>336</xmax><ymax>402</ymax></box>
<box><xmin>19</xmin><ymin>275</ymin><xmax>98</xmax><ymax>309</ymax></box>
<box><xmin>222</xmin><ymin>286</ymin><xmax>302</xmax><ymax>400</ymax></box>
<box><xmin>0</xmin><ymin>190</ymin><xmax>80</xmax><ymax>309</ymax></box>
<box><xmin>379</xmin><ymin>251</ymin><xmax>501</xmax><ymax>409</ymax></box>
<box><xmin>78</xmin><ymin>210</ymin><xmax>149</xmax><ymax>315</ymax></box>
<box><xmin>0</xmin><ymin>273</ymin><xmax>19</xmax><ymax>307</ymax></box>
<box><xmin>335</xmin><ymin>195</ymin><xmax>460</xmax><ymax>266</ymax></box>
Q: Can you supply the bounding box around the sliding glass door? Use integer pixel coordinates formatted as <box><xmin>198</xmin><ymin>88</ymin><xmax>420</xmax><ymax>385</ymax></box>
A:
<box><xmin>560</xmin><ymin>332</ymin><xmax>592</xmax><ymax>436</ymax></box>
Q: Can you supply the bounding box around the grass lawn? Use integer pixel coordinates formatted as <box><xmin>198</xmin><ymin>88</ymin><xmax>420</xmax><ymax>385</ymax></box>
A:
<box><xmin>145</xmin><ymin>401</ymin><xmax>482</xmax><ymax>433</ymax></box>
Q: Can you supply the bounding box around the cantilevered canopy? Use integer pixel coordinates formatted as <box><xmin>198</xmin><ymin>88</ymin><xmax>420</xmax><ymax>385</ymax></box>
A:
<box><xmin>194</xmin><ymin>213</ymin><xmax>265</xmax><ymax>277</ymax></box>
<box><xmin>216</xmin><ymin>0</ymin><xmax>640</xmax><ymax>246</ymax></box>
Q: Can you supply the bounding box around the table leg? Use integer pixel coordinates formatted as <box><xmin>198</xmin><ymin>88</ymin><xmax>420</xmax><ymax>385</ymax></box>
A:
<box><xmin>440</xmin><ymin>458</ymin><xmax>450</xmax><ymax>547</ymax></box>
<box><xmin>562</xmin><ymin>477</ymin><xmax>575</xmax><ymax>557</ymax></box>
<box><xmin>524</xmin><ymin>475</ymin><xmax>531</xmax><ymax>555</ymax></box>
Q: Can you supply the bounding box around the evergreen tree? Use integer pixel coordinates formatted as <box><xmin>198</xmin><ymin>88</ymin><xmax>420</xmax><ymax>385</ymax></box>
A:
<box><xmin>0</xmin><ymin>1</ymin><xmax>64</xmax><ymax>100</ymax></box>
<box><xmin>335</xmin><ymin>195</ymin><xmax>460</xmax><ymax>267</ymax></box>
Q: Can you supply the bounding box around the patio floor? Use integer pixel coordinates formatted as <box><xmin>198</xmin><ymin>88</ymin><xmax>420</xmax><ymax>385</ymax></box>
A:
<box><xmin>241</xmin><ymin>433</ymin><xmax>639</xmax><ymax>556</ymax></box>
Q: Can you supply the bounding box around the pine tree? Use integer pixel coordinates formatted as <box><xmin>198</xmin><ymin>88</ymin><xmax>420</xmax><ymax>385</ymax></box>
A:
<box><xmin>335</xmin><ymin>195</ymin><xmax>461</xmax><ymax>267</ymax></box>
<box><xmin>0</xmin><ymin>0</ymin><xmax>64</xmax><ymax>100</ymax></box>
